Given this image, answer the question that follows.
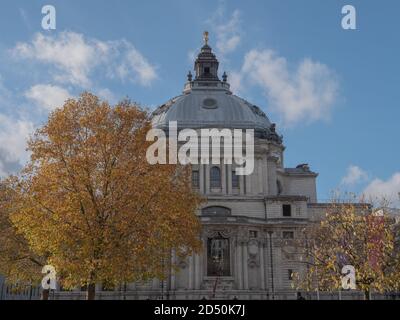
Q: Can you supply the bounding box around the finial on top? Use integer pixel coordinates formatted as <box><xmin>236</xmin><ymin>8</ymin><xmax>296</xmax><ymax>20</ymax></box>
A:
<box><xmin>203</xmin><ymin>31</ymin><xmax>209</xmax><ymax>45</ymax></box>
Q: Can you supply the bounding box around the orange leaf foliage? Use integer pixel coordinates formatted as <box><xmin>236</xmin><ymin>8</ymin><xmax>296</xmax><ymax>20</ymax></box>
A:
<box><xmin>3</xmin><ymin>92</ymin><xmax>202</xmax><ymax>290</ymax></box>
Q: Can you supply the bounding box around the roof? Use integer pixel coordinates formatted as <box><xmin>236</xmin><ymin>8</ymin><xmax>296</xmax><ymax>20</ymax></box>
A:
<box><xmin>151</xmin><ymin>39</ymin><xmax>282</xmax><ymax>143</ymax></box>
<box><xmin>152</xmin><ymin>88</ymin><xmax>273</xmax><ymax>131</ymax></box>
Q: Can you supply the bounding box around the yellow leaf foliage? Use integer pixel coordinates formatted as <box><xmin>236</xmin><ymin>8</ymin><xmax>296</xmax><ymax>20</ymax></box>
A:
<box><xmin>294</xmin><ymin>200</ymin><xmax>400</xmax><ymax>297</ymax></box>
<box><xmin>3</xmin><ymin>92</ymin><xmax>203</xmax><ymax>290</ymax></box>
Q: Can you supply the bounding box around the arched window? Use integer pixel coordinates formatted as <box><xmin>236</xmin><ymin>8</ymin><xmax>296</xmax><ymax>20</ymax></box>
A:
<box><xmin>202</xmin><ymin>206</ymin><xmax>231</xmax><ymax>216</ymax></box>
<box><xmin>210</xmin><ymin>166</ymin><xmax>221</xmax><ymax>188</ymax></box>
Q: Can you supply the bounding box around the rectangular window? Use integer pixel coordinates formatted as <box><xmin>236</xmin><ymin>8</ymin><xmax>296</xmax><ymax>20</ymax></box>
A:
<box><xmin>192</xmin><ymin>170</ymin><xmax>200</xmax><ymax>188</ymax></box>
<box><xmin>282</xmin><ymin>231</ymin><xmax>294</xmax><ymax>239</ymax></box>
<box><xmin>204</xmin><ymin>67</ymin><xmax>210</xmax><ymax>74</ymax></box>
<box><xmin>282</xmin><ymin>204</ymin><xmax>292</xmax><ymax>217</ymax></box>
<box><xmin>207</xmin><ymin>238</ymin><xmax>230</xmax><ymax>276</ymax></box>
<box><xmin>232</xmin><ymin>171</ymin><xmax>240</xmax><ymax>188</ymax></box>
<box><xmin>210</xmin><ymin>167</ymin><xmax>221</xmax><ymax>188</ymax></box>
<box><xmin>249</xmin><ymin>230</ymin><xmax>258</xmax><ymax>238</ymax></box>
<box><xmin>288</xmin><ymin>269</ymin><xmax>294</xmax><ymax>280</ymax></box>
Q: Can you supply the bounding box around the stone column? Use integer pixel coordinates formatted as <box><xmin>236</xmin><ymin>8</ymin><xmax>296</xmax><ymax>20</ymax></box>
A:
<box><xmin>262</xmin><ymin>154</ymin><xmax>269</xmax><ymax>195</ymax></box>
<box><xmin>205</xmin><ymin>164</ymin><xmax>210</xmax><ymax>194</ymax></box>
<box><xmin>221</xmin><ymin>163</ymin><xmax>226</xmax><ymax>194</ymax></box>
<box><xmin>233</xmin><ymin>239</ymin><xmax>238</xmax><ymax>285</ymax></box>
<box><xmin>245</xmin><ymin>174</ymin><xmax>252</xmax><ymax>195</ymax></box>
<box><xmin>243</xmin><ymin>244</ymin><xmax>249</xmax><ymax>290</ymax></box>
<box><xmin>266</xmin><ymin>234</ymin><xmax>276</xmax><ymax>296</ymax></box>
<box><xmin>237</xmin><ymin>242</ymin><xmax>243</xmax><ymax>289</ymax></box>
<box><xmin>257</xmin><ymin>158</ymin><xmax>263</xmax><ymax>195</ymax></box>
<box><xmin>199</xmin><ymin>249</ymin><xmax>204</xmax><ymax>290</ymax></box>
<box><xmin>227</xmin><ymin>164</ymin><xmax>232</xmax><ymax>194</ymax></box>
<box><xmin>171</xmin><ymin>251</ymin><xmax>176</xmax><ymax>290</ymax></box>
<box><xmin>259</xmin><ymin>242</ymin><xmax>265</xmax><ymax>290</ymax></box>
<box><xmin>152</xmin><ymin>279</ymin><xmax>159</xmax><ymax>290</ymax></box>
<box><xmin>263</xmin><ymin>241</ymin><xmax>269</xmax><ymax>292</ymax></box>
<box><xmin>188</xmin><ymin>255</ymin><xmax>193</xmax><ymax>290</ymax></box>
<box><xmin>199</xmin><ymin>163</ymin><xmax>205</xmax><ymax>194</ymax></box>
<box><xmin>267</xmin><ymin>156</ymin><xmax>277</xmax><ymax>196</ymax></box>
<box><xmin>239</xmin><ymin>175</ymin><xmax>245</xmax><ymax>195</ymax></box>
<box><xmin>194</xmin><ymin>254</ymin><xmax>201</xmax><ymax>289</ymax></box>
<box><xmin>275</xmin><ymin>247</ymin><xmax>282</xmax><ymax>290</ymax></box>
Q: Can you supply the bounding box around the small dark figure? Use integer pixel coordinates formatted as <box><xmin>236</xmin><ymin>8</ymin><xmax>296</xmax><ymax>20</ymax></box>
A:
<box><xmin>297</xmin><ymin>292</ymin><xmax>305</xmax><ymax>300</ymax></box>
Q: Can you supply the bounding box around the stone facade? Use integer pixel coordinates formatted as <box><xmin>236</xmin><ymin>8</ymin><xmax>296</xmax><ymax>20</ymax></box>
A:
<box><xmin>149</xmin><ymin>38</ymin><xmax>321</xmax><ymax>300</ymax></box>
<box><xmin>1</xmin><ymin>35</ymin><xmax>348</xmax><ymax>301</ymax></box>
<box><xmin>53</xmin><ymin>35</ymin><xmax>330</xmax><ymax>300</ymax></box>
<box><xmin>54</xmin><ymin>35</ymin><xmax>323</xmax><ymax>299</ymax></box>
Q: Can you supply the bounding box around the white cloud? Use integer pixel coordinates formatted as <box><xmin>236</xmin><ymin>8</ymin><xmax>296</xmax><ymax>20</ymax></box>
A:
<box><xmin>96</xmin><ymin>88</ymin><xmax>118</xmax><ymax>105</ymax></box>
<box><xmin>25</xmin><ymin>84</ymin><xmax>72</xmax><ymax>111</ymax></box>
<box><xmin>214</xmin><ymin>9</ymin><xmax>241</xmax><ymax>56</ymax></box>
<box><xmin>0</xmin><ymin>114</ymin><xmax>34</xmax><ymax>177</ymax></box>
<box><xmin>341</xmin><ymin>165</ymin><xmax>369</xmax><ymax>185</ymax></box>
<box><xmin>240</xmin><ymin>49</ymin><xmax>338</xmax><ymax>126</ymax></box>
<box><xmin>0</xmin><ymin>78</ymin><xmax>35</xmax><ymax>176</ymax></box>
<box><xmin>363</xmin><ymin>173</ymin><xmax>400</xmax><ymax>208</ymax></box>
<box><xmin>208</xmin><ymin>5</ymin><xmax>242</xmax><ymax>58</ymax></box>
<box><xmin>12</xmin><ymin>31</ymin><xmax>157</xmax><ymax>88</ymax></box>
<box><xmin>0</xmin><ymin>74</ymin><xmax>13</xmax><ymax>105</ymax></box>
<box><xmin>13</xmin><ymin>32</ymin><xmax>100</xmax><ymax>87</ymax></box>
<box><xmin>111</xmin><ymin>40</ymin><xmax>158</xmax><ymax>87</ymax></box>
<box><xmin>228</xmin><ymin>70</ymin><xmax>243</xmax><ymax>94</ymax></box>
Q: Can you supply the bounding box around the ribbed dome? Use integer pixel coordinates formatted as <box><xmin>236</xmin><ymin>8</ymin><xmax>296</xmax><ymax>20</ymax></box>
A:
<box><xmin>151</xmin><ymin>33</ymin><xmax>282</xmax><ymax>144</ymax></box>
<box><xmin>152</xmin><ymin>89</ymin><xmax>271</xmax><ymax>131</ymax></box>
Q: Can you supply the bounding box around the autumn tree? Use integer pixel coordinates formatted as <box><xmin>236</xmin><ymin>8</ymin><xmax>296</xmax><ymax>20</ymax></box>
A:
<box><xmin>4</xmin><ymin>92</ymin><xmax>202</xmax><ymax>300</ymax></box>
<box><xmin>0</xmin><ymin>178</ymin><xmax>46</xmax><ymax>288</ymax></box>
<box><xmin>294</xmin><ymin>200</ymin><xmax>400</xmax><ymax>299</ymax></box>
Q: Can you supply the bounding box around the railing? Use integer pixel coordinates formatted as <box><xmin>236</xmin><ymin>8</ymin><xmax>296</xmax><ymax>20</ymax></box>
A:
<box><xmin>2</xmin><ymin>286</ymin><xmax>400</xmax><ymax>300</ymax></box>
<box><xmin>0</xmin><ymin>284</ymin><xmax>41</xmax><ymax>300</ymax></box>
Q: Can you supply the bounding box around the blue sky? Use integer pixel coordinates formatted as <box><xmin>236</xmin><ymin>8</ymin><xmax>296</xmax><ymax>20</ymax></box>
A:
<box><xmin>0</xmin><ymin>0</ymin><xmax>399</xmax><ymax>205</ymax></box>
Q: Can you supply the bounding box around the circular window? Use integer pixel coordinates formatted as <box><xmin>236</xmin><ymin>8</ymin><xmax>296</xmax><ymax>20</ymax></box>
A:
<box><xmin>202</xmin><ymin>98</ymin><xmax>217</xmax><ymax>109</ymax></box>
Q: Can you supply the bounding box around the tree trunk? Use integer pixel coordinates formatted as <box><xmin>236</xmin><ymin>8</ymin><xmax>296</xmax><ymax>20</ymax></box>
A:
<box><xmin>41</xmin><ymin>289</ymin><xmax>49</xmax><ymax>300</ymax></box>
<box><xmin>86</xmin><ymin>283</ymin><xmax>96</xmax><ymax>300</ymax></box>
<box><xmin>364</xmin><ymin>290</ymin><xmax>370</xmax><ymax>300</ymax></box>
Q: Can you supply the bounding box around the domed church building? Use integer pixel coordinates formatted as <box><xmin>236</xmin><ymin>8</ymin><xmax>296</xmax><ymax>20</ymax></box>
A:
<box><xmin>145</xmin><ymin>33</ymin><xmax>323</xmax><ymax>300</ymax></box>
<box><xmin>0</xmin><ymin>34</ymin><xmax>392</xmax><ymax>302</ymax></box>
<box><xmin>19</xmin><ymin>33</ymin><xmax>328</xmax><ymax>301</ymax></box>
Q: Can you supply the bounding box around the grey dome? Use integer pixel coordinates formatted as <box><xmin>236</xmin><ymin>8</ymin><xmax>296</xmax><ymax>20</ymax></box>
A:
<box><xmin>152</xmin><ymin>89</ymin><xmax>271</xmax><ymax>131</ymax></box>
<box><xmin>151</xmin><ymin>38</ymin><xmax>282</xmax><ymax>143</ymax></box>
